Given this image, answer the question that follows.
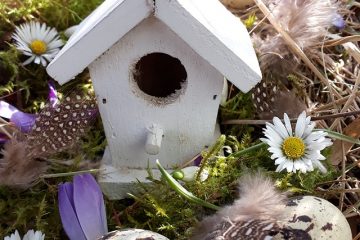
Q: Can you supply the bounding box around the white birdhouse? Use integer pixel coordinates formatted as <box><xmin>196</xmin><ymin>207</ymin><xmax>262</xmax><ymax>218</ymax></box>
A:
<box><xmin>47</xmin><ymin>0</ymin><xmax>262</xmax><ymax>199</ymax></box>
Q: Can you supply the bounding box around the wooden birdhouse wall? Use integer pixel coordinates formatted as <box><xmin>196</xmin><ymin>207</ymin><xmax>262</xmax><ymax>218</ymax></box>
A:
<box><xmin>89</xmin><ymin>17</ymin><xmax>224</xmax><ymax>168</ymax></box>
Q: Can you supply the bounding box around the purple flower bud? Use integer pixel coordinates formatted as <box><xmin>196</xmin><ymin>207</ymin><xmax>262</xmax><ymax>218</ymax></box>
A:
<box><xmin>48</xmin><ymin>81</ymin><xmax>58</xmax><ymax>107</ymax></box>
<box><xmin>332</xmin><ymin>14</ymin><xmax>345</xmax><ymax>30</ymax></box>
<box><xmin>58</xmin><ymin>173</ymin><xmax>108</xmax><ymax>240</ymax></box>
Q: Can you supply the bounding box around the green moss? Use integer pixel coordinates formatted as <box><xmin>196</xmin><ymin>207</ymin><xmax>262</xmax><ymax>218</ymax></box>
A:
<box><xmin>220</xmin><ymin>91</ymin><xmax>255</xmax><ymax>137</ymax></box>
<box><xmin>0</xmin><ymin>181</ymin><xmax>63</xmax><ymax>238</ymax></box>
<box><xmin>0</xmin><ymin>0</ymin><xmax>103</xmax><ymax>31</ymax></box>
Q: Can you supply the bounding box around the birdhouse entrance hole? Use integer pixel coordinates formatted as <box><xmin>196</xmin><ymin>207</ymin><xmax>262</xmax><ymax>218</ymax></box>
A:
<box><xmin>132</xmin><ymin>52</ymin><xmax>187</xmax><ymax>104</ymax></box>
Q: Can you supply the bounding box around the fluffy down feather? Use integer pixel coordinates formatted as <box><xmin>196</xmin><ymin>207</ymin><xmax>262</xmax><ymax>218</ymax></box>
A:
<box><xmin>253</xmin><ymin>0</ymin><xmax>340</xmax><ymax>71</ymax></box>
<box><xmin>190</xmin><ymin>173</ymin><xmax>287</xmax><ymax>239</ymax></box>
<box><xmin>0</xmin><ymin>139</ymin><xmax>48</xmax><ymax>188</ymax></box>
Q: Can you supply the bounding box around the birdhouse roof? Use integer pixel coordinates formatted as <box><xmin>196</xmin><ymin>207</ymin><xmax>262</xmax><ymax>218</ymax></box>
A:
<box><xmin>46</xmin><ymin>0</ymin><xmax>261</xmax><ymax>92</ymax></box>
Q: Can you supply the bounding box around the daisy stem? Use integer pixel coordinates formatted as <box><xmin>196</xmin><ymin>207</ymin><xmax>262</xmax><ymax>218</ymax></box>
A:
<box><xmin>228</xmin><ymin>142</ymin><xmax>267</xmax><ymax>158</ymax></box>
<box><xmin>196</xmin><ymin>135</ymin><xmax>226</xmax><ymax>181</ymax></box>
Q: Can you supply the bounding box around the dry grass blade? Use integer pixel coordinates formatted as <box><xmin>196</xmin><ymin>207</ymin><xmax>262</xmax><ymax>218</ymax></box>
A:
<box><xmin>323</xmin><ymin>35</ymin><xmax>360</xmax><ymax>47</ymax></box>
<box><xmin>330</xmin><ymin>73</ymin><xmax>360</xmax><ymax>130</ymax></box>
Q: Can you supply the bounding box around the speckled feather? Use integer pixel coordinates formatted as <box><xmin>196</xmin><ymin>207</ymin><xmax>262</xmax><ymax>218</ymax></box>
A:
<box><xmin>0</xmin><ymin>92</ymin><xmax>98</xmax><ymax>188</ymax></box>
<box><xmin>24</xmin><ymin>92</ymin><xmax>98</xmax><ymax>159</ymax></box>
<box><xmin>251</xmin><ymin>79</ymin><xmax>307</xmax><ymax>119</ymax></box>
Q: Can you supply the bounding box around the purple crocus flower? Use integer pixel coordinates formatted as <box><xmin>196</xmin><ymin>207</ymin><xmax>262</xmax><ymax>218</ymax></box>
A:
<box><xmin>0</xmin><ymin>101</ymin><xmax>36</xmax><ymax>132</ymax></box>
<box><xmin>0</xmin><ymin>82</ymin><xmax>59</xmax><ymax>133</ymax></box>
<box><xmin>58</xmin><ymin>173</ymin><xmax>108</xmax><ymax>240</ymax></box>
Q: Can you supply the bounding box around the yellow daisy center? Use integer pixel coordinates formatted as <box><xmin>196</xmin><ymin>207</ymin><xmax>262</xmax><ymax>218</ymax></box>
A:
<box><xmin>30</xmin><ymin>40</ymin><xmax>47</xmax><ymax>55</ymax></box>
<box><xmin>282</xmin><ymin>137</ymin><xmax>306</xmax><ymax>159</ymax></box>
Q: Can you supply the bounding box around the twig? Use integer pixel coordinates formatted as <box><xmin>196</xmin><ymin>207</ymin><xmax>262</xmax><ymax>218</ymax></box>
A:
<box><xmin>343</xmin><ymin>199</ymin><xmax>360</xmax><ymax>216</ymax></box>
<box><xmin>353</xmin><ymin>232</ymin><xmax>360</xmax><ymax>240</ymax></box>
<box><xmin>322</xmin><ymin>35</ymin><xmax>360</xmax><ymax>48</ymax></box>
<box><xmin>316</xmin><ymin>179</ymin><xmax>359</xmax><ymax>186</ymax></box>
<box><xmin>0</xmin><ymin>117</ymin><xmax>13</xmax><ymax>139</ymax></box>
<box><xmin>330</xmin><ymin>73</ymin><xmax>360</xmax><ymax>130</ymax></box>
<box><xmin>181</xmin><ymin>153</ymin><xmax>201</xmax><ymax>168</ymax></box>
<box><xmin>222</xmin><ymin>110</ymin><xmax>360</xmax><ymax>125</ymax></box>
<box><xmin>40</xmin><ymin>169</ymin><xmax>101</xmax><ymax>178</ymax></box>
<box><xmin>339</xmin><ymin>127</ymin><xmax>346</xmax><ymax>210</ymax></box>
<box><xmin>316</xmin><ymin>188</ymin><xmax>360</xmax><ymax>194</ymax></box>
<box><xmin>312</xmin><ymin>92</ymin><xmax>360</xmax><ymax>112</ymax></box>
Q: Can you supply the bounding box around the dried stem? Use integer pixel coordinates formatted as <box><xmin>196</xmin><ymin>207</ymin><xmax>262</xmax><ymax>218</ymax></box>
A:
<box><xmin>222</xmin><ymin>110</ymin><xmax>360</xmax><ymax>125</ymax></box>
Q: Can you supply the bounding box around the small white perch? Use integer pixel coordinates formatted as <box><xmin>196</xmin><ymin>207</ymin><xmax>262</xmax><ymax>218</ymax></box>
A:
<box><xmin>145</xmin><ymin>124</ymin><xmax>164</xmax><ymax>155</ymax></box>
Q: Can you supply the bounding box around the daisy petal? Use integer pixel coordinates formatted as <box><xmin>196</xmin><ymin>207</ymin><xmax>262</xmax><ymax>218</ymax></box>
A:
<box><xmin>313</xmin><ymin>160</ymin><xmax>327</xmax><ymax>173</ymax></box>
<box><xmin>22</xmin><ymin>55</ymin><xmax>36</xmax><ymax>65</ymax></box>
<box><xmin>273</xmin><ymin>117</ymin><xmax>289</xmax><ymax>138</ymax></box>
<box><xmin>284</xmin><ymin>113</ymin><xmax>292</xmax><ymax>136</ymax></box>
<box><xmin>295</xmin><ymin>111</ymin><xmax>306</xmax><ymax>138</ymax></box>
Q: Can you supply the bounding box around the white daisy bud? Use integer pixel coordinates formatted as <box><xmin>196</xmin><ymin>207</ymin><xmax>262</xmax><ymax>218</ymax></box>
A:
<box><xmin>64</xmin><ymin>25</ymin><xmax>78</xmax><ymax>38</ymax></box>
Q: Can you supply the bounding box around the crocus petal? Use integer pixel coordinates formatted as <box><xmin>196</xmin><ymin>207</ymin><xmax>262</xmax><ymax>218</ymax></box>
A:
<box><xmin>58</xmin><ymin>182</ymin><xmax>87</xmax><ymax>240</ymax></box>
<box><xmin>48</xmin><ymin>82</ymin><xmax>58</xmax><ymax>107</ymax></box>
<box><xmin>10</xmin><ymin>111</ymin><xmax>36</xmax><ymax>132</ymax></box>
<box><xmin>0</xmin><ymin>101</ymin><xmax>19</xmax><ymax>119</ymax></box>
<box><xmin>73</xmin><ymin>174</ymin><xmax>108</xmax><ymax>240</ymax></box>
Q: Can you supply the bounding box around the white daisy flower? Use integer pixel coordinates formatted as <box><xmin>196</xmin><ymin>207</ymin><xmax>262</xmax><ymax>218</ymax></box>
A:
<box><xmin>261</xmin><ymin>111</ymin><xmax>332</xmax><ymax>173</ymax></box>
<box><xmin>23</xmin><ymin>230</ymin><xmax>45</xmax><ymax>240</ymax></box>
<box><xmin>4</xmin><ymin>230</ymin><xmax>44</xmax><ymax>240</ymax></box>
<box><xmin>12</xmin><ymin>21</ymin><xmax>63</xmax><ymax>66</ymax></box>
<box><xmin>4</xmin><ymin>230</ymin><xmax>21</xmax><ymax>240</ymax></box>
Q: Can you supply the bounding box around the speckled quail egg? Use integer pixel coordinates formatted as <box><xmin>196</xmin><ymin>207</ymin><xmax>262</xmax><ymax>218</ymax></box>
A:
<box><xmin>98</xmin><ymin>229</ymin><xmax>169</xmax><ymax>240</ymax></box>
<box><xmin>277</xmin><ymin>196</ymin><xmax>352</xmax><ymax>240</ymax></box>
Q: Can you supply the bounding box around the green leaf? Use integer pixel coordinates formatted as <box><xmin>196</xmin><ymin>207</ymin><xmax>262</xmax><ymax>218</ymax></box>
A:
<box><xmin>228</xmin><ymin>142</ymin><xmax>267</xmax><ymax>158</ymax></box>
<box><xmin>156</xmin><ymin>160</ymin><xmax>220</xmax><ymax>211</ymax></box>
<box><xmin>316</xmin><ymin>128</ymin><xmax>360</xmax><ymax>145</ymax></box>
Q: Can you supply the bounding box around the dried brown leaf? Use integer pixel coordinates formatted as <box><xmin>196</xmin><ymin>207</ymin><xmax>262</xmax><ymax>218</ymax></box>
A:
<box><xmin>330</xmin><ymin>118</ymin><xmax>360</xmax><ymax>166</ymax></box>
